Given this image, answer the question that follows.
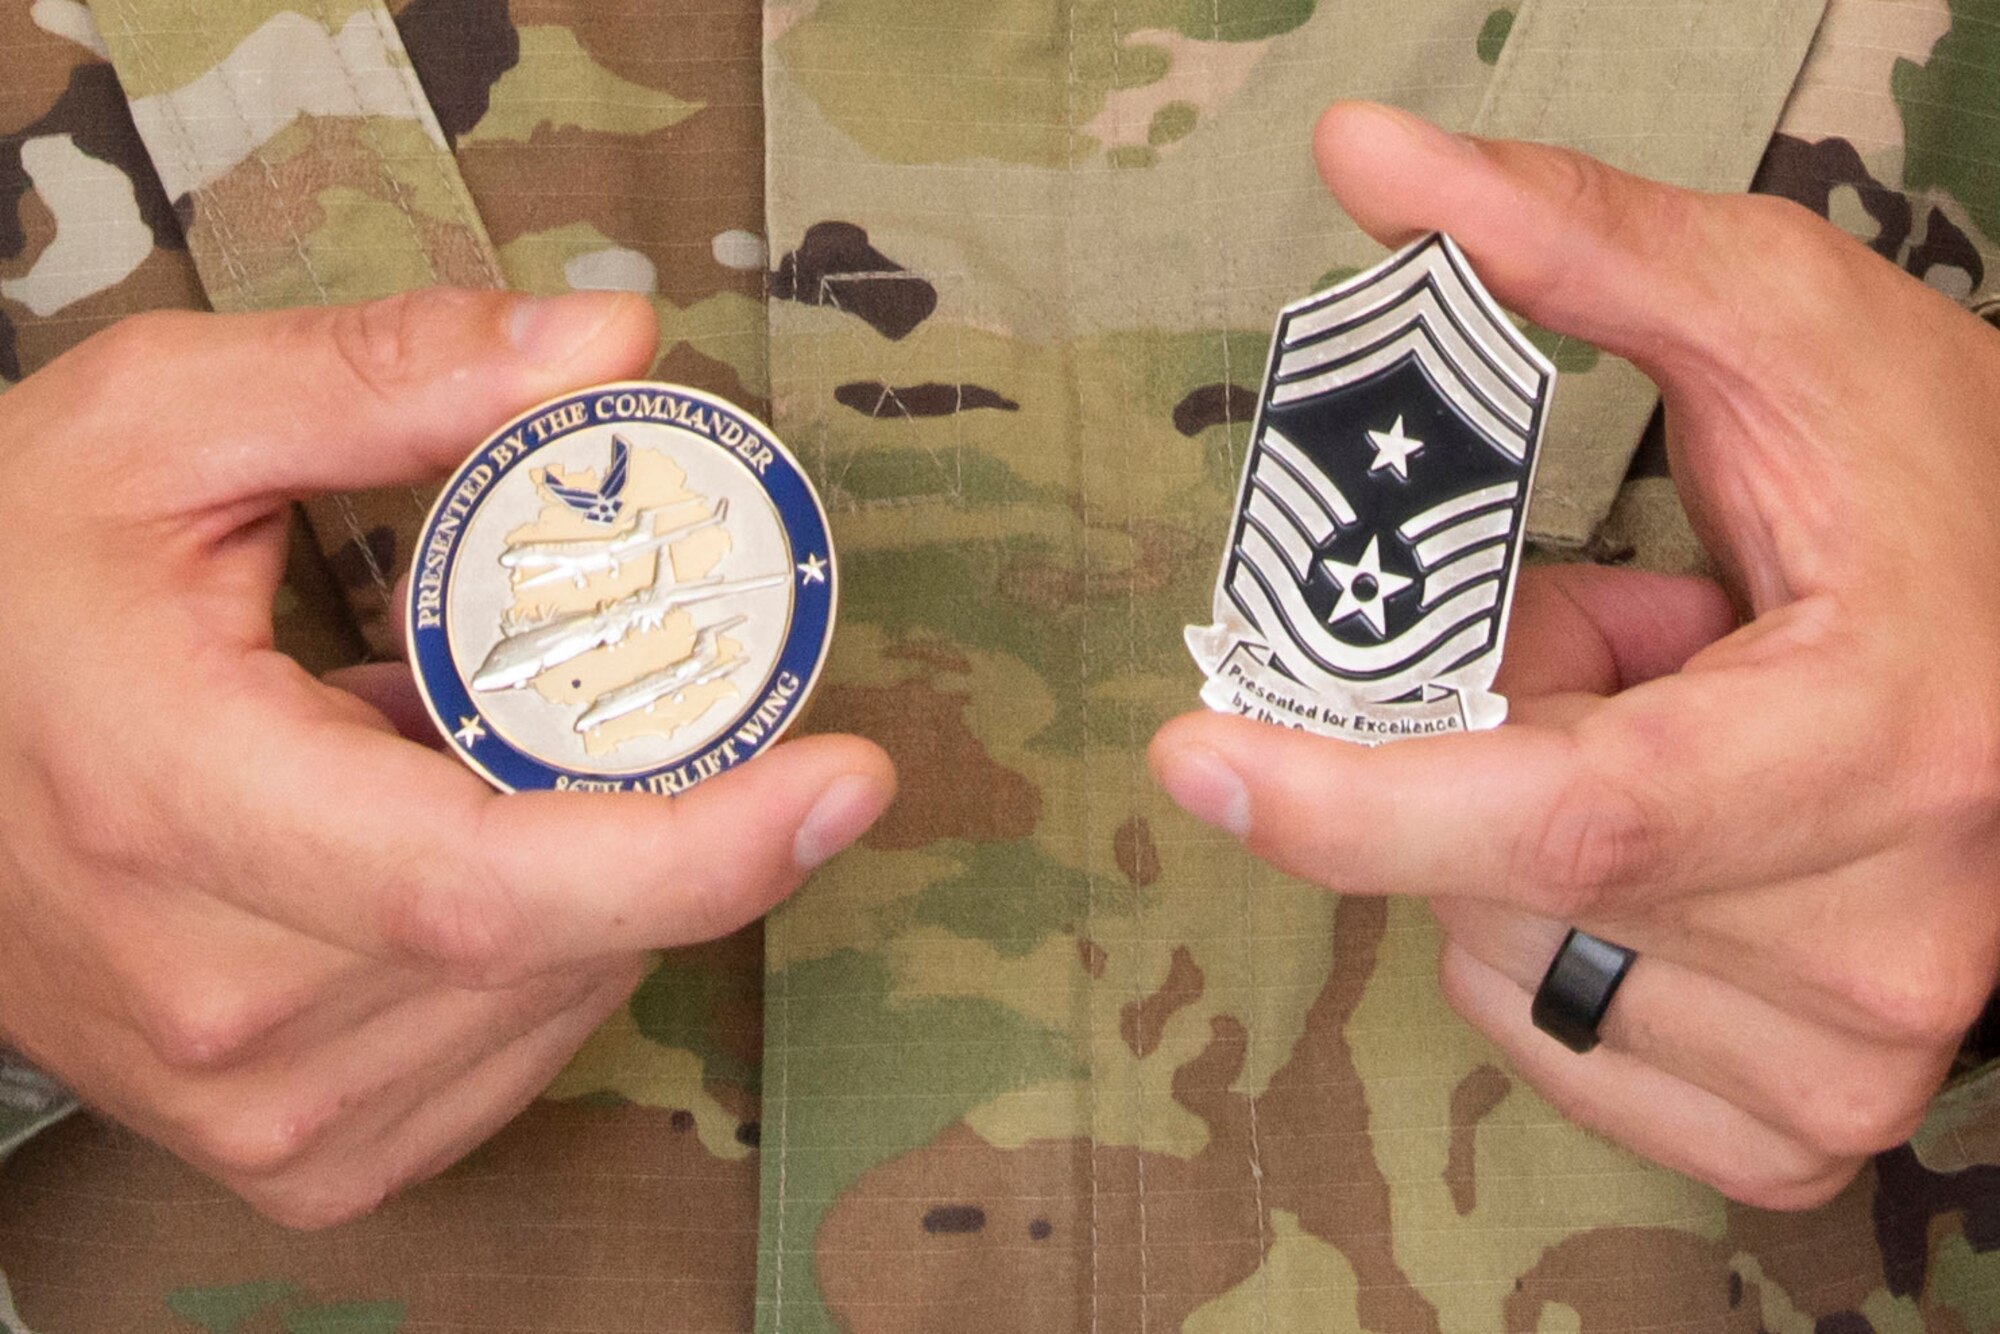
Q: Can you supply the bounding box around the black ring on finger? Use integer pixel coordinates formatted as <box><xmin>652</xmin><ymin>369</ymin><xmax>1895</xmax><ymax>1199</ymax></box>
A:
<box><xmin>1531</xmin><ymin>928</ymin><xmax>1637</xmax><ymax>1054</ymax></box>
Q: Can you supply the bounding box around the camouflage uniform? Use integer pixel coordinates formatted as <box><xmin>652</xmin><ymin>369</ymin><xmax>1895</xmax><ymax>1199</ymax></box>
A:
<box><xmin>1</xmin><ymin>0</ymin><xmax>1997</xmax><ymax>1329</ymax></box>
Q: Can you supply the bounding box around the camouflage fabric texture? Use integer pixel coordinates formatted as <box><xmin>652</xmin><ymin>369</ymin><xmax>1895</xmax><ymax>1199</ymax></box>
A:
<box><xmin>0</xmin><ymin>0</ymin><xmax>1996</xmax><ymax>1330</ymax></box>
<box><xmin>754</xmin><ymin>1</ymin><xmax>2000</xmax><ymax>1331</ymax></box>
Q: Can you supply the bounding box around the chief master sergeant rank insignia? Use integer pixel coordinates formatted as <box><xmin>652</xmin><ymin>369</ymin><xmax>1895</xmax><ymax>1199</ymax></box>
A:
<box><xmin>408</xmin><ymin>382</ymin><xmax>837</xmax><ymax>793</ymax></box>
<box><xmin>1186</xmin><ymin>233</ymin><xmax>1555</xmax><ymax>744</ymax></box>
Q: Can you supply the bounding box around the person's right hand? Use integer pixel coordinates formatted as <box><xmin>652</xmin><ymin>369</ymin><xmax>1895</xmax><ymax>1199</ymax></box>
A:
<box><xmin>0</xmin><ymin>289</ymin><xmax>894</xmax><ymax>1228</ymax></box>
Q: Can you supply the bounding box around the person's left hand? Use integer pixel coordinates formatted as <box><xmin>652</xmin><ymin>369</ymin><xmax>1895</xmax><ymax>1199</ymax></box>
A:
<box><xmin>1151</xmin><ymin>103</ymin><xmax>2000</xmax><ymax>1210</ymax></box>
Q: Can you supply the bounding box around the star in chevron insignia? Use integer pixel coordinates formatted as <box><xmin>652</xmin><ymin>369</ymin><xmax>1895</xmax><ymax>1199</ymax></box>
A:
<box><xmin>1366</xmin><ymin>416</ymin><xmax>1425</xmax><ymax>482</ymax></box>
<box><xmin>797</xmin><ymin>552</ymin><xmax>828</xmax><ymax>585</ymax></box>
<box><xmin>1321</xmin><ymin>536</ymin><xmax>1413</xmax><ymax>638</ymax></box>
<box><xmin>454</xmin><ymin>715</ymin><xmax>488</xmax><ymax>748</ymax></box>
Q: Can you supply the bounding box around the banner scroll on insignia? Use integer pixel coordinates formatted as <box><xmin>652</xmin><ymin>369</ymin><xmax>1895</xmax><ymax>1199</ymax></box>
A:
<box><xmin>1186</xmin><ymin>233</ymin><xmax>1555</xmax><ymax>744</ymax></box>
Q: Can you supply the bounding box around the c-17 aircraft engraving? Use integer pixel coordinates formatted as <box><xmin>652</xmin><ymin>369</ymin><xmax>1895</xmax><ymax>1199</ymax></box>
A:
<box><xmin>574</xmin><ymin>614</ymin><xmax>748</xmax><ymax>734</ymax></box>
<box><xmin>500</xmin><ymin>499</ymin><xmax>730</xmax><ymax>591</ymax></box>
<box><xmin>471</xmin><ymin>571</ymin><xmax>785</xmax><ymax>694</ymax></box>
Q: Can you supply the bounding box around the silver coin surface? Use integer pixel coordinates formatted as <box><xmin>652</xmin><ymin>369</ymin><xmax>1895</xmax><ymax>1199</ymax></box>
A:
<box><xmin>407</xmin><ymin>382</ymin><xmax>836</xmax><ymax>793</ymax></box>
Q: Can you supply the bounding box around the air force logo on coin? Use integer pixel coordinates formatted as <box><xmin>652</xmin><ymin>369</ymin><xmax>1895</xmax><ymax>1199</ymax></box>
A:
<box><xmin>409</xmin><ymin>383</ymin><xmax>836</xmax><ymax>793</ymax></box>
<box><xmin>1186</xmin><ymin>234</ymin><xmax>1554</xmax><ymax>743</ymax></box>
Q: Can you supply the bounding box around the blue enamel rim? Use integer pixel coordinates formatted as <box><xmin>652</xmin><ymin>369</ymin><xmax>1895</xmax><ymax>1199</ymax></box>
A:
<box><xmin>406</xmin><ymin>382</ymin><xmax>836</xmax><ymax>794</ymax></box>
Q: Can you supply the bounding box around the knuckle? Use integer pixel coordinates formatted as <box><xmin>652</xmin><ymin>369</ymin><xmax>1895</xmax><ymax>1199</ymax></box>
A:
<box><xmin>1503</xmin><ymin>150</ymin><xmax>1635</xmax><ymax>312</ymax></box>
<box><xmin>381</xmin><ymin>869</ymin><xmax>534</xmax><ymax>988</ymax></box>
<box><xmin>1792</xmin><ymin>1078</ymin><xmax>1931</xmax><ymax>1160</ymax></box>
<box><xmin>1510</xmin><ymin>772</ymin><xmax>1667</xmax><ymax>916</ymax></box>
<box><xmin>187</xmin><ymin>1099</ymin><xmax>323</xmax><ymax>1178</ymax></box>
<box><xmin>1547</xmin><ymin>151</ymin><xmax>1701</xmax><ymax>284</ymax></box>
<box><xmin>1536</xmin><ymin>149</ymin><xmax>1632</xmax><ymax>243</ymax></box>
<box><xmin>326</xmin><ymin>294</ymin><xmax>421</xmax><ymax>405</ymax></box>
<box><xmin>133</xmin><ymin>978</ymin><xmax>287</xmax><ymax>1073</ymax></box>
<box><xmin>323</xmin><ymin>291</ymin><xmax>467</xmax><ymax>407</ymax></box>
<box><xmin>1838</xmin><ymin>961</ymin><xmax>1987</xmax><ymax>1047</ymax></box>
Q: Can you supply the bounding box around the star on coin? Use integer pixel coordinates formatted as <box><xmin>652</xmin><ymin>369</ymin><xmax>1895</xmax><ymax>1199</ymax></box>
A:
<box><xmin>1322</xmin><ymin>536</ymin><xmax>1413</xmax><ymax>638</ymax></box>
<box><xmin>1366</xmin><ymin>415</ymin><xmax>1425</xmax><ymax>481</ymax></box>
<box><xmin>454</xmin><ymin>715</ymin><xmax>488</xmax><ymax>747</ymax></box>
<box><xmin>797</xmin><ymin>552</ymin><xmax>828</xmax><ymax>585</ymax></box>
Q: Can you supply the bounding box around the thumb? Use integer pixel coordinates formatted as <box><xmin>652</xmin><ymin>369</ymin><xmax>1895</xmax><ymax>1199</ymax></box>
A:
<box><xmin>1313</xmin><ymin>101</ymin><xmax>1773</xmax><ymax>385</ymax></box>
<box><xmin>78</xmin><ymin>288</ymin><xmax>658</xmax><ymax>509</ymax></box>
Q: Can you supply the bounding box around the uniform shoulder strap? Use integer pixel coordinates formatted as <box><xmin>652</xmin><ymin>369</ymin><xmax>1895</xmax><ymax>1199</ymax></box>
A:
<box><xmin>1473</xmin><ymin>0</ymin><xmax>1828</xmax><ymax>547</ymax></box>
<box><xmin>83</xmin><ymin>0</ymin><xmax>505</xmax><ymax>313</ymax></box>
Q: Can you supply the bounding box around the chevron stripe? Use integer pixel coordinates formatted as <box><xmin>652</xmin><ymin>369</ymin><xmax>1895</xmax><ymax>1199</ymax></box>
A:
<box><xmin>1419</xmin><ymin>545</ymin><xmax>1505</xmax><ymax>610</ymax></box>
<box><xmin>1279</xmin><ymin>236</ymin><xmax>1545</xmax><ymax>398</ymax></box>
<box><xmin>1399</xmin><ymin>481</ymin><xmax>1520</xmax><ymax>541</ymax></box>
<box><xmin>1276</xmin><ymin>285</ymin><xmax>1535</xmax><ymax>434</ymax></box>
<box><xmin>1229</xmin><ymin>553</ymin><xmax>1496</xmax><ymax>700</ymax></box>
<box><xmin>1244</xmin><ymin>486</ymin><xmax>1318</xmax><ymax>583</ymax></box>
<box><xmin>1233</xmin><ymin>525</ymin><xmax>1499</xmax><ymax>680</ymax></box>
<box><xmin>1413</xmin><ymin>509</ymin><xmax>1513</xmax><ymax>570</ymax></box>
<box><xmin>1258</xmin><ymin>426</ymin><xmax>1355</xmax><ymax>529</ymax></box>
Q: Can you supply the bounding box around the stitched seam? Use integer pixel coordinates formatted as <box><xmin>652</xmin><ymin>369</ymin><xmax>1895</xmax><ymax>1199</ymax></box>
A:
<box><xmin>1205</xmin><ymin>3</ymin><xmax>1269</xmax><ymax>1324</ymax></box>
<box><xmin>371</xmin><ymin>2</ymin><xmax>506</xmax><ymax>290</ymax></box>
<box><xmin>182</xmin><ymin>0</ymin><xmax>332</xmax><ymax>309</ymax></box>
<box><xmin>770</xmin><ymin>904</ymin><xmax>791</xmax><ymax>1331</ymax></box>
<box><xmin>1100</xmin><ymin>9</ymin><xmax>1157</xmax><ymax>1328</ymax></box>
<box><xmin>349</xmin><ymin>2</ymin><xmax>497</xmax><ymax>522</ymax></box>
<box><xmin>812</xmin><ymin>278</ymin><xmax>849</xmax><ymax>510</ymax></box>
<box><xmin>322</xmin><ymin>1</ymin><xmax>445</xmax><ymax>541</ymax></box>
<box><xmin>323</xmin><ymin>2</ymin><xmax>512</xmax><ymax>586</ymax></box>
<box><xmin>1719</xmin><ymin>0</ymin><xmax>1797</xmax><ymax>187</ymax></box>
<box><xmin>765</xmin><ymin>29</ymin><xmax>791</xmax><ymax>1322</ymax></box>
<box><xmin>1477</xmin><ymin>1</ymin><xmax>1603</xmax><ymax>538</ymax></box>
<box><xmin>948</xmin><ymin>284</ymin><xmax>967</xmax><ymax>504</ymax></box>
<box><xmin>1472</xmin><ymin>0</ymin><xmax>1585</xmax><ymax>529</ymax></box>
<box><xmin>137</xmin><ymin>2</ymin><xmax>394</xmax><ymax>614</ymax></box>
<box><xmin>1528</xmin><ymin>2</ymin><xmax>1568</xmax><ymax>146</ymax></box>
<box><xmin>805</xmin><ymin>271</ymin><xmax>970</xmax><ymax>511</ymax></box>
<box><xmin>314</xmin><ymin>1</ymin><xmax>440</xmax><ymax>290</ymax></box>
<box><xmin>100</xmin><ymin>0</ymin><xmax>254</xmax><ymax>306</ymax></box>
<box><xmin>1650</xmin><ymin>2</ymin><xmax>1702</xmax><ymax>180</ymax></box>
<box><xmin>1061</xmin><ymin>0</ymin><xmax>1100</xmax><ymax>1328</ymax></box>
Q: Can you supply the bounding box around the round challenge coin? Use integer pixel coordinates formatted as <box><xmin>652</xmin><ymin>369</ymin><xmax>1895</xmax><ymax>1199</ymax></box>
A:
<box><xmin>408</xmin><ymin>382</ymin><xmax>835</xmax><ymax>794</ymax></box>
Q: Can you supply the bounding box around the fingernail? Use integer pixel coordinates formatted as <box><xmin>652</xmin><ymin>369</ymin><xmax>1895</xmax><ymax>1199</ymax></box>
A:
<box><xmin>794</xmin><ymin>775</ymin><xmax>887</xmax><ymax>872</ymax></box>
<box><xmin>508</xmin><ymin>292</ymin><xmax>629</xmax><ymax>369</ymax></box>
<box><xmin>1158</xmin><ymin>747</ymin><xmax>1251</xmax><ymax>839</ymax></box>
